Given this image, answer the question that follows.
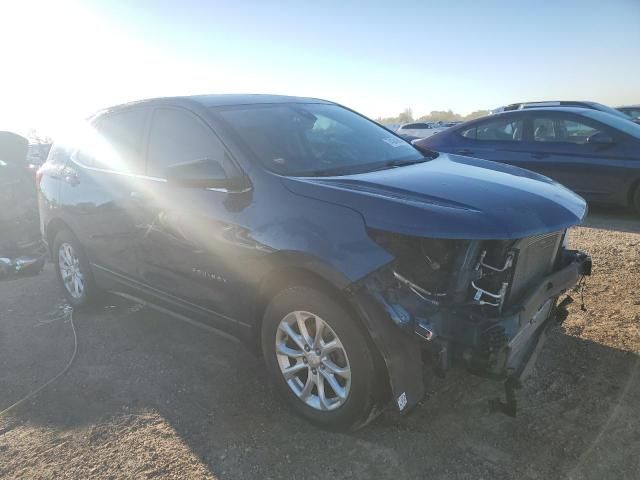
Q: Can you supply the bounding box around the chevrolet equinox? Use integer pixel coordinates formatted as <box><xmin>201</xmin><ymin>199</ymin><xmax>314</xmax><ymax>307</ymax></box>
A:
<box><xmin>38</xmin><ymin>95</ymin><xmax>591</xmax><ymax>431</ymax></box>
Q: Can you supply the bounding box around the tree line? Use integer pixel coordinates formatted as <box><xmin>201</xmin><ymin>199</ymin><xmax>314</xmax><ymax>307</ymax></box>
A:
<box><xmin>376</xmin><ymin>108</ymin><xmax>490</xmax><ymax>125</ymax></box>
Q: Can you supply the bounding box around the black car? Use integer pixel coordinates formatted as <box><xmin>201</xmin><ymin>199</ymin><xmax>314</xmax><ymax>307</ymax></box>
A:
<box><xmin>38</xmin><ymin>95</ymin><xmax>590</xmax><ymax>430</ymax></box>
<box><xmin>0</xmin><ymin>131</ymin><xmax>46</xmax><ymax>277</ymax></box>
<box><xmin>417</xmin><ymin>107</ymin><xmax>640</xmax><ymax>214</ymax></box>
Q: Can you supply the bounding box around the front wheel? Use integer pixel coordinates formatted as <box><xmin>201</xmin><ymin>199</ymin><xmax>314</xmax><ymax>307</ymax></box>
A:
<box><xmin>261</xmin><ymin>286</ymin><xmax>384</xmax><ymax>431</ymax></box>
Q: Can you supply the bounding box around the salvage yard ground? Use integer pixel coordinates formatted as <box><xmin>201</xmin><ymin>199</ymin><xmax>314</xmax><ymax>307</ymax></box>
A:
<box><xmin>1</xmin><ymin>208</ymin><xmax>639</xmax><ymax>479</ymax></box>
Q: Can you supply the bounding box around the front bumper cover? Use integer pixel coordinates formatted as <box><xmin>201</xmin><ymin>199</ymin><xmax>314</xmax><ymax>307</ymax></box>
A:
<box><xmin>351</xmin><ymin>249</ymin><xmax>591</xmax><ymax>414</ymax></box>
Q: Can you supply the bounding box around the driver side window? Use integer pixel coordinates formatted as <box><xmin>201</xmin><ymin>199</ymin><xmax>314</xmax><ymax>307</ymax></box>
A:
<box><xmin>147</xmin><ymin>108</ymin><xmax>227</xmax><ymax>178</ymax></box>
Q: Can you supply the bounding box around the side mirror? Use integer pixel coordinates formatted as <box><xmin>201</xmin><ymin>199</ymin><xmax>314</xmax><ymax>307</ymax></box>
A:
<box><xmin>165</xmin><ymin>159</ymin><xmax>243</xmax><ymax>190</ymax></box>
<box><xmin>586</xmin><ymin>132</ymin><xmax>614</xmax><ymax>146</ymax></box>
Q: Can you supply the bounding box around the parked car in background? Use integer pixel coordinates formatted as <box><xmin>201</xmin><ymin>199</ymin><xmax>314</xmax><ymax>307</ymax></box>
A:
<box><xmin>617</xmin><ymin>105</ymin><xmax>640</xmax><ymax>120</ymax></box>
<box><xmin>416</xmin><ymin>107</ymin><xmax>640</xmax><ymax>213</ymax></box>
<box><xmin>396</xmin><ymin>121</ymin><xmax>446</xmax><ymax>139</ymax></box>
<box><xmin>0</xmin><ymin>131</ymin><xmax>46</xmax><ymax>277</ymax></box>
<box><xmin>38</xmin><ymin>95</ymin><xmax>590</xmax><ymax>430</ymax></box>
<box><xmin>27</xmin><ymin>142</ymin><xmax>52</xmax><ymax>167</ymax></box>
<box><xmin>502</xmin><ymin>101</ymin><xmax>640</xmax><ymax>124</ymax></box>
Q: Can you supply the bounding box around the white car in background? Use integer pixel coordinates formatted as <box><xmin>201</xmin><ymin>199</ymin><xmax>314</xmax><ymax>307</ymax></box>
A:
<box><xmin>396</xmin><ymin>122</ymin><xmax>447</xmax><ymax>139</ymax></box>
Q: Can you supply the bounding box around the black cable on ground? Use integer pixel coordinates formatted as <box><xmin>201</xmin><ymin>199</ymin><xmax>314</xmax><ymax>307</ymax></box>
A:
<box><xmin>0</xmin><ymin>307</ymin><xmax>77</xmax><ymax>418</ymax></box>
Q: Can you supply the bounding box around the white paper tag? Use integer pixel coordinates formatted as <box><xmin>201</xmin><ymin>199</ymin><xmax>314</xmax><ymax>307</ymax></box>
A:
<box><xmin>382</xmin><ymin>137</ymin><xmax>406</xmax><ymax>148</ymax></box>
<box><xmin>397</xmin><ymin>392</ymin><xmax>408</xmax><ymax>411</ymax></box>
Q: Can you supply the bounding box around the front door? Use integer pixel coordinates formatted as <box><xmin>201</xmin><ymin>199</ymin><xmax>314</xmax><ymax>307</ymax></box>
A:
<box><xmin>135</xmin><ymin>107</ymin><xmax>254</xmax><ymax>327</ymax></box>
<box><xmin>455</xmin><ymin>114</ymin><xmax>555</xmax><ymax>178</ymax></box>
<box><xmin>527</xmin><ymin>113</ymin><xmax>629</xmax><ymax>202</ymax></box>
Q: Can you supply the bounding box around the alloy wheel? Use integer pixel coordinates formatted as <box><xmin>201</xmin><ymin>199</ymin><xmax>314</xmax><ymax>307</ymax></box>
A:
<box><xmin>275</xmin><ymin>311</ymin><xmax>351</xmax><ymax>411</ymax></box>
<box><xmin>58</xmin><ymin>242</ymin><xmax>84</xmax><ymax>299</ymax></box>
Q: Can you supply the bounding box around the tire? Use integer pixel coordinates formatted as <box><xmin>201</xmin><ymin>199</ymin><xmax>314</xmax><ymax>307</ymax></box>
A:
<box><xmin>261</xmin><ymin>285</ymin><xmax>383</xmax><ymax>431</ymax></box>
<box><xmin>52</xmin><ymin>229</ymin><xmax>101</xmax><ymax>309</ymax></box>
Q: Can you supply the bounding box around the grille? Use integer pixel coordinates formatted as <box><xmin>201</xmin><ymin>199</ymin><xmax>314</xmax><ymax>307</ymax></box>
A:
<box><xmin>507</xmin><ymin>231</ymin><xmax>563</xmax><ymax>304</ymax></box>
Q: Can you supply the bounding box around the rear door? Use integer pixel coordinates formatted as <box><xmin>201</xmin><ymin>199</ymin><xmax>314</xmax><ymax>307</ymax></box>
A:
<box><xmin>62</xmin><ymin>108</ymin><xmax>150</xmax><ymax>280</ymax></box>
<box><xmin>526</xmin><ymin>112</ymin><xmax>630</xmax><ymax>202</ymax></box>
<box><xmin>452</xmin><ymin>114</ymin><xmax>555</xmax><ymax>177</ymax></box>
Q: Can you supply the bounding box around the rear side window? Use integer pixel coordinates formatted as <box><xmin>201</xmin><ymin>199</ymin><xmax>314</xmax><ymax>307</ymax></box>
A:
<box><xmin>147</xmin><ymin>108</ymin><xmax>226</xmax><ymax>178</ymax></box>
<box><xmin>94</xmin><ymin>109</ymin><xmax>148</xmax><ymax>173</ymax></box>
<box><xmin>532</xmin><ymin>118</ymin><xmax>556</xmax><ymax>142</ymax></box>
<box><xmin>532</xmin><ymin>117</ymin><xmax>601</xmax><ymax>144</ymax></box>
<box><xmin>461</xmin><ymin>118</ymin><xmax>523</xmax><ymax>141</ymax></box>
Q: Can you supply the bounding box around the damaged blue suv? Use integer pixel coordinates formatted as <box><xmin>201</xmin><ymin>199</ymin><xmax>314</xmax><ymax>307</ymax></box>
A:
<box><xmin>38</xmin><ymin>95</ymin><xmax>591</xmax><ymax>431</ymax></box>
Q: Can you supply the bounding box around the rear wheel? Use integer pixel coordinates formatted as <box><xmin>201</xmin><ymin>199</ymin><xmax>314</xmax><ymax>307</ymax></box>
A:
<box><xmin>53</xmin><ymin>229</ymin><xmax>101</xmax><ymax>309</ymax></box>
<box><xmin>261</xmin><ymin>286</ymin><xmax>383</xmax><ymax>431</ymax></box>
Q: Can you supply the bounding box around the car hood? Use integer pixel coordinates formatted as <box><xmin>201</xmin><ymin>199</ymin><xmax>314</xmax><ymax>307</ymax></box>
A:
<box><xmin>281</xmin><ymin>154</ymin><xmax>587</xmax><ymax>240</ymax></box>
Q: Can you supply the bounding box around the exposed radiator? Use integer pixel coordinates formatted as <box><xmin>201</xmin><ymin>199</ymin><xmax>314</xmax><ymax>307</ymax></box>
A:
<box><xmin>507</xmin><ymin>231</ymin><xmax>563</xmax><ymax>304</ymax></box>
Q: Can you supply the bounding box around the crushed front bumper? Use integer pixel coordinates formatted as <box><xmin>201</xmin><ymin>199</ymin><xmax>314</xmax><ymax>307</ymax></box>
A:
<box><xmin>351</xmin><ymin>249</ymin><xmax>591</xmax><ymax>414</ymax></box>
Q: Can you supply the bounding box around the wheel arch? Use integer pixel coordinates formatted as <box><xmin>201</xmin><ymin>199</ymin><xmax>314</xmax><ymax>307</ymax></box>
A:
<box><xmin>44</xmin><ymin>217</ymin><xmax>75</xmax><ymax>258</ymax></box>
<box><xmin>251</xmin><ymin>252</ymin><xmax>354</xmax><ymax>348</ymax></box>
<box><xmin>627</xmin><ymin>176</ymin><xmax>640</xmax><ymax>211</ymax></box>
<box><xmin>250</xmin><ymin>256</ymin><xmax>391</xmax><ymax>398</ymax></box>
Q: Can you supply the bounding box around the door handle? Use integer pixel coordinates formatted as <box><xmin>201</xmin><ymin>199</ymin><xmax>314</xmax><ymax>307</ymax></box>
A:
<box><xmin>457</xmin><ymin>148</ymin><xmax>474</xmax><ymax>155</ymax></box>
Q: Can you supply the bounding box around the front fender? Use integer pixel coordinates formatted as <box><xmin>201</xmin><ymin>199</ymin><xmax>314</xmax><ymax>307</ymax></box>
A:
<box><xmin>349</xmin><ymin>271</ymin><xmax>426</xmax><ymax>414</ymax></box>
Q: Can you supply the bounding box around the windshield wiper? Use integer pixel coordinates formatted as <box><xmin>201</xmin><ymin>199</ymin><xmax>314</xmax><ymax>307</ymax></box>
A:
<box><xmin>415</xmin><ymin>147</ymin><xmax>440</xmax><ymax>159</ymax></box>
<box><xmin>296</xmin><ymin>166</ymin><xmax>363</xmax><ymax>177</ymax></box>
<box><xmin>360</xmin><ymin>157</ymin><xmax>431</xmax><ymax>173</ymax></box>
<box><xmin>384</xmin><ymin>158</ymin><xmax>430</xmax><ymax>167</ymax></box>
<box><xmin>295</xmin><ymin>155</ymin><xmax>435</xmax><ymax>177</ymax></box>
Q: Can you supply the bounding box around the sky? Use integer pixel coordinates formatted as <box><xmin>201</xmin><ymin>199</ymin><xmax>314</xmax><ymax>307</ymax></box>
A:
<box><xmin>1</xmin><ymin>0</ymin><xmax>639</xmax><ymax>137</ymax></box>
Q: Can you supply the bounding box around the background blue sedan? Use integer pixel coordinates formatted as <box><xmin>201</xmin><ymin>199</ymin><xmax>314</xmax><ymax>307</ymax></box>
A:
<box><xmin>416</xmin><ymin>107</ymin><xmax>640</xmax><ymax>214</ymax></box>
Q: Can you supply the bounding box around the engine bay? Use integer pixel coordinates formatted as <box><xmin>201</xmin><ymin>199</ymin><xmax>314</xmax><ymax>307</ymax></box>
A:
<box><xmin>367</xmin><ymin>229</ymin><xmax>563</xmax><ymax>315</ymax></box>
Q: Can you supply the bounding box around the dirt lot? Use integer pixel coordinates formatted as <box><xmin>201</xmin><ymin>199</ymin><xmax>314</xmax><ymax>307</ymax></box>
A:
<box><xmin>1</xmin><ymin>209</ymin><xmax>639</xmax><ymax>479</ymax></box>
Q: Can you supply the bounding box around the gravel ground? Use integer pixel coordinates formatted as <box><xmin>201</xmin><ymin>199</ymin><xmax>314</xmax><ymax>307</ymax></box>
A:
<box><xmin>0</xmin><ymin>210</ymin><xmax>638</xmax><ymax>479</ymax></box>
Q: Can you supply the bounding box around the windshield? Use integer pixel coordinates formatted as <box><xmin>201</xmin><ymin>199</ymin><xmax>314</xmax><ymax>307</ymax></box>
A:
<box><xmin>214</xmin><ymin>103</ymin><xmax>427</xmax><ymax>176</ymax></box>
<box><xmin>592</xmin><ymin>102</ymin><xmax>634</xmax><ymax>120</ymax></box>
<box><xmin>583</xmin><ymin>110</ymin><xmax>640</xmax><ymax>139</ymax></box>
<box><xmin>620</xmin><ymin>107</ymin><xmax>640</xmax><ymax>119</ymax></box>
